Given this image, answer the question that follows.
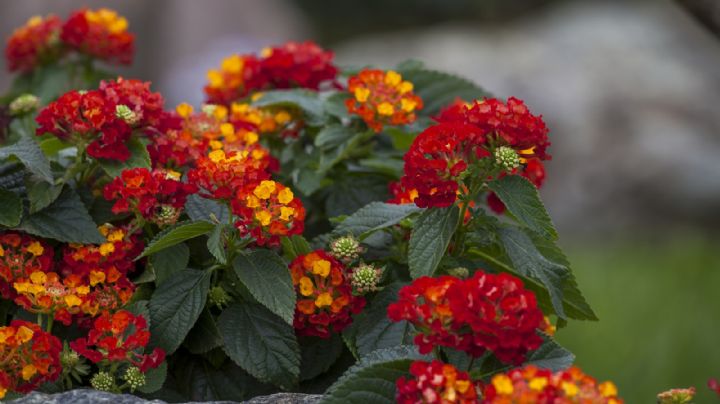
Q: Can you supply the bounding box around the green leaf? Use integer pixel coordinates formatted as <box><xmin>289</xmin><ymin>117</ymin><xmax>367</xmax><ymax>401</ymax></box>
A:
<box><xmin>26</xmin><ymin>179</ymin><xmax>63</xmax><ymax>214</ymax></box>
<box><xmin>172</xmin><ymin>356</ymin><xmax>274</xmax><ymax>401</ymax></box>
<box><xmin>498</xmin><ymin>226</ymin><xmax>568</xmax><ymax>318</ymax></box>
<box><xmin>38</xmin><ymin>137</ymin><xmax>70</xmax><ymax>157</ymax></box>
<box><xmin>232</xmin><ymin>250</ymin><xmax>296</xmax><ymax>325</ymax></box>
<box><xmin>323</xmin><ymin>91</ymin><xmax>351</xmax><ymax>120</ymax></box>
<box><xmin>138</xmin><ymin>221</ymin><xmax>215</xmax><ymax>259</ymax></box>
<box><xmin>0</xmin><ymin>136</ymin><xmax>53</xmax><ymax>183</ymax></box>
<box><xmin>354</xmin><ymin>283</ymin><xmax>415</xmax><ymax>357</ymax></box>
<box><xmin>19</xmin><ymin>188</ymin><xmax>105</xmax><ymax>243</ymax></box>
<box><xmin>315</xmin><ymin>124</ymin><xmax>356</xmax><ymax>149</ymax></box>
<box><xmin>137</xmin><ymin>361</ymin><xmax>167</xmax><ymax>394</ymax></box>
<box><xmin>472</xmin><ymin>336</ymin><xmax>574</xmax><ymax>379</ymax></box>
<box><xmin>149</xmin><ymin>268</ymin><xmax>212</xmax><ymax>354</ymax></box>
<box><xmin>0</xmin><ymin>189</ymin><xmax>22</xmax><ymax>227</ymax></box>
<box><xmin>322</xmin><ymin>345</ymin><xmax>427</xmax><ymax>404</ymax></box>
<box><xmin>408</xmin><ymin>206</ymin><xmax>460</xmax><ymax>278</ymax></box>
<box><xmin>253</xmin><ymin>90</ymin><xmax>325</xmax><ymax>125</ymax></box>
<box><xmin>97</xmin><ymin>137</ymin><xmax>151</xmax><ymax>179</ymax></box>
<box><xmin>184</xmin><ymin>309</ymin><xmax>223</xmax><ymax>355</ymax></box>
<box><xmin>185</xmin><ymin>194</ymin><xmax>230</xmax><ymax>223</ymax></box>
<box><xmin>124</xmin><ymin>300</ymin><xmax>150</xmax><ymax>324</ymax></box>
<box><xmin>293</xmin><ymin>168</ymin><xmax>323</xmax><ymax>196</ymax></box>
<box><xmin>300</xmin><ymin>334</ymin><xmax>344</xmax><ymax>381</ymax></box>
<box><xmin>489</xmin><ymin>175</ymin><xmax>558</xmax><ymax>240</ymax></box>
<box><xmin>325</xmin><ymin>174</ymin><xmax>391</xmax><ymax>218</ymax></box>
<box><xmin>385</xmin><ymin>128</ymin><xmax>416</xmax><ymax>151</ymax></box>
<box><xmin>206</xmin><ymin>224</ymin><xmax>227</xmax><ymax>265</ymax></box>
<box><xmin>281</xmin><ymin>235</ymin><xmax>312</xmax><ymax>261</ymax></box>
<box><xmin>150</xmin><ymin>242</ymin><xmax>190</xmax><ymax>285</ymax></box>
<box><xmin>218</xmin><ymin>303</ymin><xmax>300</xmax><ymax>389</ymax></box>
<box><xmin>333</xmin><ymin>202</ymin><xmax>422</xmax><ymax>239</ymax></box>
<box><xmin>318</xmin><ymin>130</ymin><xmax>375</xmax><ymax>174</ymax></box>
<box><xmin>397</xmin><ymin>68</ymin><xmax>492</xmax><ymax>115</ymax></box>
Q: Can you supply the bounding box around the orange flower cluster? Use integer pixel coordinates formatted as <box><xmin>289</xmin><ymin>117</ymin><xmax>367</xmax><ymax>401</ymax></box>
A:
<box><xmin>230</xmin><ymin>102</ymin><xmax>298</xmax><ymax>139</ymax></box>
<box><xmin>13</xmin><ymin>271</ymin><xmax>89</xmax><ymax>325</ymax></box>
<box><xmin>0</xmin><ymin>232</ymin><xmax>54</xmax><ymax>299</ymax></box>
<box><xmin>61</xmin><ymin>8</ymin><xmax>134</xmax><ymax>65</ymax></box>
<box><xmin>396</xmin><ymin>360</ymin><xmax>479</xmax><ymax>404</ymax></box>
<box><xmin>204</xmin><ymin>41</ymin><xmax>338</xmax><ymax>105</ymax></box>
<box><xmin>482</xmin><ymin>365</ymin><xmax>623</xmax><ymax>404</ymax></box>
<box><xmin>188</xmin><ymin>149</ymin><xmax>272</xmax><ymax>201</ymax></box>
<box><xmin>289</xmin><ymin>250</ymin><xmax>365</xmax><ymax>338</ymax></box>
<box><xmin>232</xmin><ymin>180</ymin><xmax>306</xmax><ymax>246</ymax></box>
<box><xmin>5</xmin><ymin>15</ymin><xmax>62</xmax><ymax>72</ymax></box>
<box><xmin>0</xmin><ymin>321</ymin><xmax>61</xmax><ymax>398</ymax></box>
<box><xmin>345</xmin><ymin>69</ymin><xmax>423</xmax><ymax>132</ymax></box>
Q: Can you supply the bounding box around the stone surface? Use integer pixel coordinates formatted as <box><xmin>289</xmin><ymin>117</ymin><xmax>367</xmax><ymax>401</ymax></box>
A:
<box><xmin>8</xmin><ymin>390</ymin><xmax>322</xmax><ymax>404</ymax></box>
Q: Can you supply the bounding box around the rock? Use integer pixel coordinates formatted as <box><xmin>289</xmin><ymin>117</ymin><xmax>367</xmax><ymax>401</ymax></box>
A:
<box><xmin>7</xmin><ymin>390</ymin><xmax>322</xmax><ymax>404</ymax></box>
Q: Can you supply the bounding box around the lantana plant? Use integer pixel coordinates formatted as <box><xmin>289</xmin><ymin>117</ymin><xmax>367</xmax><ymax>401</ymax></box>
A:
<box><xmin>7</xmin><ymin>6</ymin><xmax>710</xmax><ymax>403</ymax></box>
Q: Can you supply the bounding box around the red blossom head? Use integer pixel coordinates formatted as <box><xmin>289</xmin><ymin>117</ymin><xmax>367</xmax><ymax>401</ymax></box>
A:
<box><xmin>204</xmin><ymin>54</ymin><xmax>265</xmax><ymax>105</ymax></box>
<box><xmin>346</xmin><ymin>69</ymin><xmax>423</xmax><ymax>132</ymax></box>
<box><xmin>0</xmin><ymin>232</ymin><xmax>54</xmax><ymax>299</ymax></box>
<box><xmin>232</xmin><ymin>180</ymin><xmax>306</xmax><ymax>247</ymax></box>
<box><xmin>258</xmin><ymin>41</ymin><xmax>338</xmax><ymax>90</ymax></box>
<box><xmin>187</xmin><ymin>149</ymin><xmax>271</xmax><ymax>201</ymax></box>
<box><xmin>60</xmin><ymin>8</ymin><xmax>134</xmax><ymax>65</ymax></box>
<box><xmin>289</xmin><ymin>250</ymin><xmax>365</xmax><ymax>338</ymax></box>
<box><xmin>70</xmin><ymin>310</ymin><xmax>165</xmax><ymax>372</ymax></box>
<box><xmin>481</xmin><ymin>365</ymin><xmax>623</xmax><ymax>403</ymax></box>
<box><xmin>99</xmin><ymin>77</ymin><xmax>165</xmax><ymax>128</ymax></box>
<box><xmin>0</xmin><ymin>320</ymin><xmax>61</xmax><ymax>398</ymax></box>
<box><xmin>388</xmin><ymin>270</ymin><xmax>544</xmax><ymax>364</ymax></box>
<box><xmin>5</xmin><ymin>15</ymin><xmax>62</xmax><ymax>72</ymax></box>
<box><xmin>396</xmin><ymin>360</ymin><xmax>479</xmax><ymax>404</ymax></box>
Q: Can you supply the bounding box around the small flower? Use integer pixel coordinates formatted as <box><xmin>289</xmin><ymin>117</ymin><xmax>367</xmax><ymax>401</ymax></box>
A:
<box><xmin>258</xmin><ymin>41</ymin><xmax>338</xmax><ymax>90</ymax></box>
<box><xmin>122</xmin><ymin>366</ymin><xmax>146</xmax><ymax>392</ymax></box>
<box><xmin>350</xmin><ymin>263</ymin><xmax>383</xmax><ymax>295</ymax></box>
<box><xmin>90</xmin><ymin>371</ymin><xmax>116</xmax><ymax>392</ymax></box>
<box><xmin>494</xmin><ymin>146</ymin><xmax>520</xmax><ymax>171</ymax></box>
<box><xmin>657</xmin><ymin>387</ymin><xmax>696</xmax><ymax>404</ymax></box>
<box><xmin>0</xmin><ymin>320</ymin><xmax>62</xmax><ymax>397</ymax></box>
<box><xmin>0</xmin><ymin>232</ymin><xmax>54</xmax><ymax>300</ymax></box>
<box><xmin>204</xmin><ymin>54</ymin><xmax>264</xmax><ymax>105</ymax></box>
<box><xmin>61</xmin><ymin>8</ymin><xmax>134</xmax><ymax>65</ymax></box>
<box><xmin>208</xmin><ymin>286</ymin><xmax>232</xmax><ymax>309</ymax></box>
<box><xmin>710</xmin><ymin>378</ymin><xmax>720</xmax><ymax>397</ymax></box>
<box><xmin>9</xmin><ymin>94</ymin><xmax>40</xmax><ymax>116</ymax></box>
<box><xmin>396</xmin><ymin>360</ymin><xmax>478</xmax><ymax>404</ymax></box>
<box><xmin>329</xmin><ymin>235</ymin><xmax>363</xmax><ymax>263</ymax></box>
<box><xmin>5</xmin><ymin>15</ymin><xmax>62</xmax><ymax>72</ymax></box>
<box><xmin>345</xmin><ymin>69</ymin><xmax>423</xmax><ymax>132</ymax></box>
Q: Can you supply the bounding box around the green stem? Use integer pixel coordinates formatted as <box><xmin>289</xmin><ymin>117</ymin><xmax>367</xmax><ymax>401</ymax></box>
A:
<box><xmin>46</xmin><ymin>316</ymin><xmax>54</xmax><ymax>334</ymax></box>
<box><xmin>36</xmin><ymin>312</ymin><xmax>43</xmax><ymax>328</ymax></box>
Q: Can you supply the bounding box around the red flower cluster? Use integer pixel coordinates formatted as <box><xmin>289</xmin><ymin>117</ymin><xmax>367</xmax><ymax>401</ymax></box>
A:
<box><xmin>232</xmin><ymin>180</ymin><xmax>306</xmax><ymax>246</ymax></box>
<box><xmin>482</xmin><ymin>365</ymin><xmax>623</xmax><ymax>404</ymax></box>
<box><xmin>188</xmin><ymin>149</ymin><xmax>272</xmax><ymax>201</ymax></box>
<box><xmin>289</xmin><ymin>250</ymin><xmax>365</xmax><ymax>338</ymax></box>
<box><xmin>396</xmin><ymin>360</ymin><xmax>478</xmax><ymax>404</ymax></box>
<box><xmin>0</xmin><ymin>232</ymin><xmax>54</xmax><ymax>299</ymax></box>
<box><xmin>60</xmin><ymin>8</ymin><xmax>134</xmax><ymax>65</ymax></box>
<box><xmin>5</xmin><ymin>15</ymin><xmax>62</xmax><ymax>72</ymax></box>
<box><xmin>388</xmin><ymin>270</ymin><xmax>544</xmax><ymax>364</ymax></box>
<box><xmin>204</xmin><ymin>41</ymin><xmax>337</xmax><ymax>104</ymax></box>
<box><xmin>259</xmin><ymin>41</ymin><xmax>338</xmax><ymax>90</ymax></box>
<box><xmin>387</xmin><ymin>181</ymin><xmax>420</xmax><ymax>205</ymax></box>
<box><xmin>0</xmin><ymin>321</ymin><xmax>61</xmax><ymax>399</ymax></box>
<box><xmin>401</xmin><ymin>123</ymin><xmax>484</xmax><ymax>208</ymax></box>
<box><xmin>104</xmin><ymin>168</ymin><xmax>197</xmax><ymax>226</ymax></box>
<box><xmin>36</xmin><ymin>78</ymin><xmax>164</xmax><ymax>161</ymax></box>
<box><xmin>70</xmin><ymin>310</ymin><xmax>165</xmax><ymax>372</ymax></box>
<box><xmin>346</xmin><ymin>69</ymin><xmax>423</xmax><ymax>132</ymax></box>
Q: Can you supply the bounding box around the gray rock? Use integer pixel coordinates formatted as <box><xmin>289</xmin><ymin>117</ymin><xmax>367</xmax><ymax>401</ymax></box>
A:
<box><xmin>7</xmin><ymin>390</ymin><xmax>321</xmax><ymax>404</ymax></box>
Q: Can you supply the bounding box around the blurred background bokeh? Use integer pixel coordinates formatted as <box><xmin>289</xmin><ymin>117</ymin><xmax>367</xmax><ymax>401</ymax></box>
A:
<box><xmin>2</xmin><ymin>0</ymin><xmax>719</xmax><ymax>401</ymax></box>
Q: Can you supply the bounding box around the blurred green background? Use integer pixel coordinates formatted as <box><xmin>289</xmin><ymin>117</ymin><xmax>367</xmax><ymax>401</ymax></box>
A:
<box><xmin>3</xmin><ymin>0</ymin><xmax>720</xmax><ymax>401</ymax></box>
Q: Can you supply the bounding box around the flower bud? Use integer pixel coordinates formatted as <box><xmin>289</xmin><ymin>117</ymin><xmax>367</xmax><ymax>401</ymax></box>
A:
<box><xmin>153</xmin><ymin>204</ymin><xmax>182</xmax><ymax>227</ymax></box>
<box><xmin>115</xmin><ymin>104</ymin><xmax>138</xmax><ymax>124</ymax></box>
<box><xmin>330</xmin><ymin>235</ymin><xmax>362</xmax><ymax>263</ymax></box>
<box><xmin>122</xmin><ymin>366</ymin><xmax>146</xmax><ymax>392</ymax></box>
<box><xmin>208</xmin><ymin>286</ymin><xmax>231</xmax><ymax>308</ymax></box>
<box><xmin>446</xmin><ymin>267</ymin><xmax>469</xmax><ymax>279</ymax></box>
<box><xmin>494</xmin><ymin>146</ymin><xmax>520</xmax><ymax>171</ymax></box>
<box><xmin>351</xmin><ymin>263</ymin><xmax>383</xmax><ymax>295</ymax></box>
<box><xmin>201</xmin><ymin>104</ymin><xmax>218</xmax><ymax>117</ymax></box>
<box><xmin>9</xmin><ymin>94</ymin><xmax>39</xmax><ymax>116</ymax></box>
<box><xmin>90</xmin><ymin>371</ymin><xmax>116</xmax><ymax>392</ymax></box>
<box><xmin>657</xmin><ymin>387</ymin><xmax>695</xmax><ymax>404</ymax></box>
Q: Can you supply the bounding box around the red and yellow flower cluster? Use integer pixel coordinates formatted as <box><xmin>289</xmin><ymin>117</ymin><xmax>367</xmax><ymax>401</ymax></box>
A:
<box><xmin>388</xmin><ymin>271</ymin><xmax>544</xmax><ymax>365</ymax></box>
<box><xmin>205</xmin><ymin>41</ymin><xmax>338</xmax><ymax>105</ymax></box>
<box><xmin>5</xmin><ymin>8</ymin><xmax>134</xmax><ymax>72</ymax></box>
<box><xmin>345</xmin><ymin>69</ymin><xmax>423</xmax><ymax>132</ymax></box>
<box><xmin>289</xmin><ymin>250</ymin><xmax>365</xmax><ymax>338</ymax></box>
<box><xmin>233</xmin><ymin>180</ymin><xmax>306</xmax><ymax>246</ymax></box>
<box><xmin>0</xmin><ymin>232</ymin><xmax>54</xmax><ymax>299</ymax></box>
<box><xmin>70</xmin><ymin>310</ymin><xmax>165</xmax><ymax>372</ymax></box>
<box><xmin>482</xmin><ymin>365</ymin><xmax>623</xmax><ymax>404</ymax></box>
<box><xmin>396</xmin><ymin>360</ymin><xmax>479</xmax><ymax>404</ymax></box>
<box><xmin>401</xmin><ymin>97</ymin><xmax>549</xmax><ymax>209</ymax></box>
<box><xmin>36</xmin><ymin>77</ymin><xmax>164</xmax><ymax>161</ymax></box>
<box><xmin>104</xmin><ymin>168</ymin><xmax>197</xmax><ymax>226</ymax></box>
<box><xmin>0</xmin><ymin>321</ymin><xmax>61</xmax><ymax>399</ymax></box>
